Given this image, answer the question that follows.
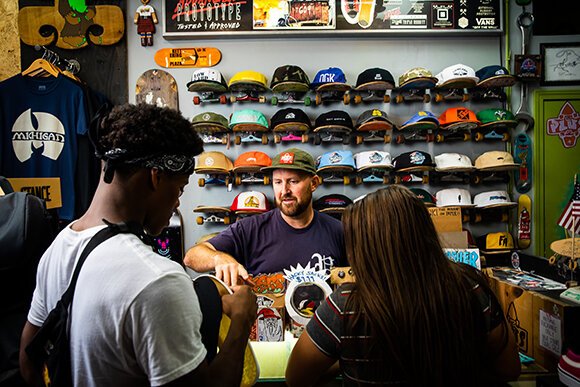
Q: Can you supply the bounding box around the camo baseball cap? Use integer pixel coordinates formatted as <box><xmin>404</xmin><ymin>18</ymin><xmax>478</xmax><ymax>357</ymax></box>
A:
<box><xmin>476</xmin><ymin>108</ymin><xmax>517</xmax><ymax>129</ymax></box>
<box><xmin>310</xmin><ymin>67</ymin><xmax>347</xmax><ymax>89</ymax></box>
<box><xmin>355</xmin><ymin>109</ymin><xmax>395</xmax><ymax>131</ymax></box>
<box><xmin>270</xmin><ymin>65</ymin><xmax>310</xmax><ymax>91</ymax></box>
<box><xmin>398</xmin><ymin>67</ymin><xmax>438</xmax><ymax>88</ymax></box>
<box><xmin>475</xmin><ymin>65</ymin><xmax>517</xmax><ymax>87</ymax></box>
<box><xmin>191</xmin><ymin>112</ymin><xmax>229</xmax><ymax>132</ymax></box>
<box><xmin>261</xmin><ymin>148</ymin><xmax>316</xmax><ymax>175</ymax></box>
<box><xmin>355</xmin><ymin>68</ymin><xmax>395</xmax><ymax>89</ymax></box>
<box><xmin>187</xmin><ymin>68</ymin><xmax>228</xmax><ymax>91</ymax></box>
<box><xmin>195</xmin><ymin>151</ymin><xmax>234</xmax><ymax>173</ymax></box>
<box><xmin>229</xmin><ymin>109</ymin><xmax>269</xmax><ymax>132</ymax></box>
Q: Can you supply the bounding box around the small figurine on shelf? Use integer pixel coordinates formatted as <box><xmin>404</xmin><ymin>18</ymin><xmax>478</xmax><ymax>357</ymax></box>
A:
<box><xmin>134</xmin><ymin>0</ymin><xmax>158</xmax><ymax>46</ymax></box>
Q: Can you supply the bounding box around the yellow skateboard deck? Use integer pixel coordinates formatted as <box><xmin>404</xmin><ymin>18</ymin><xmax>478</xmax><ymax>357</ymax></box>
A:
<box><xmin>357</xmin><ymin>0</ymin><xmax>375</xmax><ymax>28</ymax></box>
<box><xmin>517</xmin><ymin>194</ymin><xmax>532</xmax><ymax>249</ymax></box>
<box><xmin>154</xmin><ymin>48</ymin><xmax>222</xmax><ymax>68</ymax></box>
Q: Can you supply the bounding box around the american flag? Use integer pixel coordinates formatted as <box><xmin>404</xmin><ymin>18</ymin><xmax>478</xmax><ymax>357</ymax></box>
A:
<box><xmin>558</xmin><ymin>177</ymin><xmax>580</xmax><ymax>234</ymax></box>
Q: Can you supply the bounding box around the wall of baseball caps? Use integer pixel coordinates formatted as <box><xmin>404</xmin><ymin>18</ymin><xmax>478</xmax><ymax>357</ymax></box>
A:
<box><xmin>126</xmin><ymin>1</ymin><xmax>525</xmax><ymax>259</ymax></box>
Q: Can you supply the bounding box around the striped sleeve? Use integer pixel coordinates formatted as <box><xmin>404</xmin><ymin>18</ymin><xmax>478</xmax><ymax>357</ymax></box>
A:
<box><xmin>305</xmin><ymin>284</ymin><xmax>352</xmax><ymax>358</ymax></box>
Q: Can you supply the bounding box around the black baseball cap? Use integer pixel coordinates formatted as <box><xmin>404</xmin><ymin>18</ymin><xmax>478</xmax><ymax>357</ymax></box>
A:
<box><xmin>313</xmin><ymin>194</ymin><xmax>353</xmax><ymax>213</ymax></box>
<box><xmin>314</xmin><ymin>110</ymin><xmax>353</xmax><ymax>132</ymax></box>
<box><xmin>355</xmin><ymin>68</ymin><xmax>395</xmax><ymax>89</ymax></box>
<box><xmin>270</xmin><ymin>108</ymin><xmax>311</xmax><ymax>132</ymax></box>
<box><xmin>392</xmin><ymin>150</ymin><xmax>434</xmax><ymax>171</ymax></box>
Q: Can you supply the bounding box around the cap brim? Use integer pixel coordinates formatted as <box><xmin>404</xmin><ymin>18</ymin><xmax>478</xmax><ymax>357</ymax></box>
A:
<box><xmin>313</xmin><ymin>83</ymin><xmax>351</xmax><ymax>92</ymax></box>
<box><xmin>271</xmin><ymin>82</ymin><xmax>310</xmax><ymax>93</ymax></box>
<box><xmin>476</xmin><ymin>75</ymin><xmax>517</xmax><ymax>88</ymax></box>
<box><xmin>187</xmin><ymin>80</ymin><xmax>227</xmax><ymax>92</ymax></box>
<box><xmin>234</xmin><ymin>209</ymin><xmax>268</xmax><ymax>214</ymax></box>
<box><xmin>476</xmin><ymin>164</ymin><xmax>519</xmax><ymax>171</ymax></box>
<box><xmin>233</xmin><ymin>165</ymin><xmax>266</xmax><ymax>172</ymax></box>
<box><xmin>400</xmin><ymin>121</ymin><xmax>439</xmax><ymax>131</ymax></box>
<box><xmin>478</xmin><ymin>120</ymin><xmax>518</xmax><ymax>129</ymax></box>
<box><xmin>273</xmin><ymin>122</ymin><xmax>310</xmax><ymax>132</ymax></box>
<box><xmin>399</xmin><ymin>77</ymin><xmax>438</xmax><ymax>89</ymax></box>
<box><xmin>436</xmin><ymin>203</ymin><xmax>476</xmax><ymax>208</ymax></box>
<box><xmin>476</xmin><ymin>202</ymin><xmax>518</xmax><ymax>209</ymax></box>
<box><xmin>437</xmin><ymin>77</ymin><xmax>478</xmax><ymax>88</ymax></box>
<box><xmin>231</xmin><ymin>123</ymin><xmax>269</xmax><ymax>132</ymax></box>
<box><xmin>314</xmin><ymin>125</ymin><xmax>352</xmax><ymax>132</ymax></box>
<box><xmin>440</xmin><ymin>121</ymin><xmax>480</xmax><ymax>131</ymax></box>
<box><xmin>192</xmin><ymin>123</ymin><xmax>229</xmax><ymax>133</ymax></box>
<box><xmin>357</xmin><ymin>120</ymin><xmax>393</xmax><ymax>132</ymax></box>
<box><xmin>317</xmin><ymin>165</ymin><xmax>355</xmax><ymax>173</ymax></box>
<box><xmin>395</xmin><ymin>165</ymin><xmax>433</xmax><ymax>172</ymax></box>
<box><xmin>194</xmin><ymin>205</ymin><xmax>231</xmax><ymax>213</ymax></box>
<box><xmin>357</xmin><ymin>164</ymin><xmax>392</xmax><ymax>171</ymax></box>
<box><xmin>229</xmin><ymin>81</ymin><xmax>268</xmax><ymax>91</ymax></box>
<box><xmin>434</xmin><ymin>166</ymin><xmax>475</xmax><ymax>172</ymax></box>
<box><xmin>195</xmin><ymin>167</ymin><xmax>232</xmax><ymax>173</ymax></box>
<box><xmin>261</xmin><ymin>165</ymin><xmax>316</xmax><ymax>174</ymax></box>
<box><xmin>354</xmin><ymin>81</ymin><xmax>395</xmax><ymax>90</ymax></box>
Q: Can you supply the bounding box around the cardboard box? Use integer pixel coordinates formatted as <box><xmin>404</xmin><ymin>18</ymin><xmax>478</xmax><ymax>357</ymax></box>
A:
<box><xmin>486</xmin><ymin>273</ymin><xmax>534</xmax><ymax>356</ymax></box>
<box><xmin>532</xmin><ymin>292</ymin><xmax>580</xmax><ymax>372</ymax></box>
<box><xmin>439</xmin><ymin>231</ymin><xmax>468</xmax><ymax>249</ymax></box>
<box><xmin>428</xmin><ymin>206</ymin><xmax>462</xmax><ymax>233</ymax></box>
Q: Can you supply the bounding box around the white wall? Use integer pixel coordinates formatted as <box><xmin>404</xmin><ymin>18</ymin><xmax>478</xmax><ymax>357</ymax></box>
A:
<box><xmin>127</xmin><ymin>0</ymin><xmax>534</xmax><ymax>256</ymax></box>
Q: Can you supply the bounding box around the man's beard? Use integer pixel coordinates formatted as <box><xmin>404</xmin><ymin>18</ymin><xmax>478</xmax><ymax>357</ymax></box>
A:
<box><xmin>276</xmin><ymin>190</ymin><xmax>311</xmax><ymax>217</ymax></box>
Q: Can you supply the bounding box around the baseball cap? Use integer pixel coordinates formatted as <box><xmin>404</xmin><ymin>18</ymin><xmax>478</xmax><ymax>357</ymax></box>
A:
<box><xmin>191</xmin><ymin>112</ymin><xmax>229</xmax><ymax>133</ymax></box>
<box><xmin>434</xmin><ymin>153</ymin><xmax>475</xmax><ymax>172</ymax></box>
<box><xmin>233</xmin><ymin>151</ymin><xmax>272</xmax><ymax>172</ymax></box>
<box><xmin>476</xmin><ymin>108</ymin><xmax>517</xmax><ymax>129</ymax></box>
<box><xmin>310</xmin><ymin>67</ymin><xmax>348</xmax><ymax>89</ymax></box>
<box><xmin>474</xmin><ymin>151</ymin><xmax>519</xmax><ymax>171</ymax></box>
<box><xmin>314</xmin><ymin>110</ymin><xmax>353</xmax><ymax>132</ymax></box>
<box><xmin>195</xmin><ymin>151</ymin><xmax>234</xmax><ymax>173</ymax></box>
<box><xmin>435</xmin><ymin>64</ymin><xmax>479</xmax><ymax>87</ymax></box>
<box><xmin>409</xmin><ymin>188</ymin><xmax>436</xmax><ymax>207</ymax></box>
<box><xmin>355</xmin><ymin>109</ymin><xmax>395</xmax><ymax>131</ymax></box>
<box><xmin>355</xmin><ymin>68</ymin><xmax>395</xmax><ymax>89</ymax></box>
<box><xmin>270</xmin><ymin>65</ymin><xmax>310</xmax><ymax>92</ymax></box>
<box><xmin>435</xmin><ymin>188</ymin><xmax>475</xmax><ymax>208</ymax></box>
<box><xmin>438</xmin><ymin>107</ymin><xmax>480</xmax><ymax>130</ymax></box>
<box><xmin>261</xmin><ymin>148</ymin><xmax>316</xmax><ymax>175</ymax></box>
<box><xmin>228</xmin><ymin>70</ymin><xmax>268</xmax><ymax>88</ymax></box>
<box><xmin>230</xmin><ymin>191</ymin><xmax>270</xmax><ymax>213</ymax></box>
<box><xmin>475</xmin><ymin>65</ymin><xmax>517</xmax><ymax>88</ymax></box>
<box><xmin>229</xmin><ymin>109</ymin><xmax>269</xmax><ymax>132</ymax></box>
<box><xmin>476</xmin><ymin>232</ymin><xmax>515</xmax><ymax>254</ymax></box>
<box><xmin>316</xmin><ymin>150</ymin><xmax>356</xmax><ymax>172</ymax></box>
<box><xmin>270</xmin><ymin>108</ymin><xmax>311</xmax><ymax>132</ymax></box>
<box><xmin>392</xmin><ymin>150</ymin><xmax>434</xmax><ymax>171</ymax></box>
<box><xmin>354</xmin><ymin>150</ymin><xmax>392</xmax><ymax>171</ymax></box>
<box><xmin>400</xmin><ymin>111</ymin><xmax>439</xmax><ymax>131</ymax></box>
<box><xmin>187</xmin><ymin>68</ymin><xmax>228</xmax><ymax>91</ymax></box>
<box><xmin>473</xmin><ymin>190</ymin><xmax>517</xmax><ymax>208</ymax></box>
<box><xmin>313</xmin><ymin>194</ymin><xmax>353</xmax><ymax>213</ymax></box>
<box><xmin>398</xmin><ymin>67</ymin><xmax>438</xmax><ymax>88</ymax></box>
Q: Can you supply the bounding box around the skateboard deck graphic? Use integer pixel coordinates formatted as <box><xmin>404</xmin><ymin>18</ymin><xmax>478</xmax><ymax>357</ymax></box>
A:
<box><xmin>341</xmin><ymin>0</ymin><xmax>361</xmax><ymax>24</ymax></box>
<box><xmin>135</xmin><ymin>69</ymin><xmax>178</xmax><ymax>111</ymax></box>
<box><xmin>517</xmin><ymin>194</ymin><xmax>532</xmax><ymax>249</ymax></box>
<box><xmin>153</xmin><ymin>209</ymin><xmax>184</xmax><ymax>266</ymax></box>
<box><xmin>194</xmin><ymin>274</ymin><xmax>259</xmax><ymax>387</ymax></box>
<box><xmin>514</xmin><ymin>134</ymin><xmax>532</xmax><ymax>193</ymax></box>
<box><xmin>357</xmin><ymin>0</ymin><xmax>375</xmax><ymax>28</ymax></box>
<box><xmin>154</xmin><ymin>47</ymin><xmax>222</xmax><ymax>68</ymax></box>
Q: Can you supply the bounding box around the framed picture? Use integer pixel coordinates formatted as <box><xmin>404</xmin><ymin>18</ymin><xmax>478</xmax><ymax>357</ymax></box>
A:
<box><xmin>540</xmin><ymin>42</ymin><xmax>580</xmax><ymax>86</ymax></box>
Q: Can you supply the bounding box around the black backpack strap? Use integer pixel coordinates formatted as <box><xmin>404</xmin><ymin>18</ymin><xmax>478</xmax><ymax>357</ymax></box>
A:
<box><xmin>59</xmin><ymin>221</ymin><xmax>141</xmax><ymax>308</ymax></box>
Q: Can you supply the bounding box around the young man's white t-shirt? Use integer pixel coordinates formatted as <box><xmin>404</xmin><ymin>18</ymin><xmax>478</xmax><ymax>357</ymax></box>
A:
<box><xmin>28</xmin><ymin>224</ymin><xmax>207</xmax><ymax>387</ymax></box>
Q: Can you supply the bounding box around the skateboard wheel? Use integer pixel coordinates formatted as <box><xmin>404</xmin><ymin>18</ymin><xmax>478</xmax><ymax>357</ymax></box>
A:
<box><xmin>196</xmin><ymin>216</ymin><xmax>204</xmax><ymax>225</ymax></box>
<box><xmin>424</xmin><ymin>94</ymin><xmax>431</xmax><ymax>103</ymax></box>
<box><xmin>342</xmin><ymin>135</ymin><xmax>351</xmax><ymax>145</ymax></box>
<box><xmin>301</xmin><ymin>134</ymin><xmax>309</xmax><ymax>143</ymax></box>
<box><xmin>225</xmin><ymin>176</ymin><xmax>231</xmax><ymax>186</ymax></box>
<box><xmin>501</xmin><ymin>213</ymin><xmax>508</xmax><ymax>222</ymax></box>
<box><xmin>261</xmin><ymin>134</ymin><xmax>268</xmax><ymax>145</ymax></box>
<box><xmin>436</xmin><ymin>134</ymin><xmax>444</xmax><ymax>143</ymax></box>
<box><xmin>395</xmin><ymin>95</ymin><xmax>404</xmax><ymax>104</ymax></box>
<box><xmin>394</xmin><ymin>175</ymin><xmax>401</xmax><ymax>184</ymax></box>
<box><xmin>548</xmin><ymin>255</ymin><xmax>557</xmax><ymax>265</ymax></box>
<box><xmin>258</xmin><ymin>96</ymin><xmax>266</xmax><ymax>103</ymax></box>
<box><xmin>319</xmin><ymin>176</ymin><xmax>325</xmax><ymax>184</ymax></box>
<box><xmin>356</xmin><ymin>135</ymin><xmax>363</xmax><ymax>145</ymax></box>
<box><xmin>354</xmin><ymin>95</ymin><xmax>362</xmax><ymax>104</ymax></box>
<box><xmin>198</xmin><ymin>178</ymin><xmax>205</xmax><ymax>187</ymax></box>
<box><xmin>396</xmin><ymin>135</ymin><xmax>405</xmax><ymax>144</ymax></box>
<box><xmin>274</xmin><ymin>134</ymin><xmax>281</xmax><ymax>144</ymax></box>
<box><xmin>502</xmin><ymin>133</ymin><xmax>510</xmax><ymax>142</ymax></box>
<box><xmin>384</xmin><ymin>95</ymin><xmax>391</xmax><ymax>103</ymax></box>
<box><xmin>343</xmin><ymin>176</ymin><xmax>350</xmax><ymax>185</ymax></box>
<box><xmin>463</xmin><ymin>213</ymin><xmax>471</xmax><ymax>223</ymax></box>
<box><xmin>223</xmin><ymin>216</ymin><xmax>231</xmax><ymax>226</ymax></box>
<box><xmin>382</xmin><ymin>175</ymin><xmax>389</xmax><ymax>184</ymax></box>
<box><xmin>315</xmin><ymin>94</ymin><xmax>322</xmax><ymax>105</ymax></box>
<box><xmin>304</xmin><ymin>97</ymin><xmax>311</xmax><ymax>106</ymax></box>
<box><xmin>355</xmin><ymin>176</ymin><xmax>362</xmax><ymax>185</ymax></box>
<box><xmin>472</xmin><ymin>175</ymin><xmax>481</xmax><ymax>185</ymax></box>
<box><xmin>271</xmin><ymin>96</ymin><xmax>278</xmax><ymax>106</ymax></box>
<box><xmin>235</xmin><ymin>176</ymin><xmax>242</xmax><ymax>186</ymax></box>
<box><xmin>343</xmin><ymin>93</ymin><xmax>350</xmax><ymax>105</ymax></box>
<box><xmin>263</xmin><ymin>176</ymin><xmax>271</xmax><ymax>185</ymax></box>
<box><xmin>569</xmin><ymin>259</ymin><xmax>578</xmax><ymax>271</ymax></box>
<box><xmin>475</xmin><ymin>132</ymin><xmax>484</xmax><ymax>142</ymax></box>
<box><xmin>229</xmin><ymin>96</ymin><xmax>237</xmax><ymax>103</ymax></box>
<box><xmin>193</xmin><ymin>96</ymin><xmax>201</xmax><ymax>105</ymax></box>
<box><xmin>235</xmin><ymin>135</ymin><xmax>242</xmax><ymax>145</ymax></box>
<box><xmin>221</xmin><ymin>136</ymin><xmax>229</xmax><ymax>145</ymax></box>
<box><xmin>426</xmin><ymin>134</ymin><xmax>435</xmax><ymax>142</ymax></box>
<box><xmin>462</xmin><ymin>94</ymin><xmax>470</xmax><ymax>102</ymax></box>
<box><xmin>313</xmin><ymin>133</ymin><xmax>322</xmax><ymax>145</ymax></box>
<box><xmin>422</xmin><ymin>175</ymin><xmax>428</xmax><ymax>184</ymax></box>
<box><xmin>384</xmin><ymin>135</ymin><xmax>391</xmax><ymax>144</ymax></box>
<box><xmin>219</xmin><ymin>95</ymin><xmax>227</xmax><ymax>104</ymax></box>
<box><xmin>463</xmin><ymin>133</ymin><xmax>471</xmax><ymax>141</ymax></box>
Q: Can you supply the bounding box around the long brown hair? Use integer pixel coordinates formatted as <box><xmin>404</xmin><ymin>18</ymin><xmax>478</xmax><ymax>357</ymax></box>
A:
<box><xmin>342</xmin><ymin>185</ymin><xmax>492</xmax><ymax>385</ymax></box>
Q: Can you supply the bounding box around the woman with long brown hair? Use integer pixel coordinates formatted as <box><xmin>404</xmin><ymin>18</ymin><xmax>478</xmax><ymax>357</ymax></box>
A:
<box><xmin>286</xmin><ymin>185</ymin><xmax>520</xmax><ymax>386</ymax></box>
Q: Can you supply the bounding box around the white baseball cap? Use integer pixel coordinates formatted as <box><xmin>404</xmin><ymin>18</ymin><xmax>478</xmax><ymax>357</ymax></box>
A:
<box><xmin>473</xmin><ymin>190</ymin><xmax>517</xmax><ymax>208</ymax></box>
<box><xmin>435</xmin><ymin>64</ymin><xmax>479</xmax><ymax>87</ymax></box>
<box><xmin>354</xmin><ymin>151</ymin><xmax>392</xmax><ymax>171</ymax></box>
<box><xmin>436</xmin><ymin>188</ymin><xmax>475</xmax><ymax>208</ymax></box>
<box><xmin>434</xmin><ymin>153</ymin><xmax>475</xmax><ymax>172</ymax></box>
<box><xmin>230</xmin><ymin>191</ymin><xmax>270</xmax><ymax>214</ymax></box>
<box><xmin>187</xmin><ymin>68</ymin><xmax>227</xmax><ymax>91</ymax></box>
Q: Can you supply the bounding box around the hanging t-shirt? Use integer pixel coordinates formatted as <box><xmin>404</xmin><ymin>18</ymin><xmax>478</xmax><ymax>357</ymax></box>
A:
<box><xmin>208</xmin><ymin>208</ymin><xmax>346</xmax><ymax>276</ymax></box>
<box><xmin>0</xmin><ymin>74</ymin><xmax>88</xmax><ymax>220</ymax></box>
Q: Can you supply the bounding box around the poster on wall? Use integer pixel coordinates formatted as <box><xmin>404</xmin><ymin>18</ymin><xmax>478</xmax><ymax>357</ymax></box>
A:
<box><xmin>163</xmin><ymin>0</ymin><xmax>502</xmax><ymax>37</ymax></box>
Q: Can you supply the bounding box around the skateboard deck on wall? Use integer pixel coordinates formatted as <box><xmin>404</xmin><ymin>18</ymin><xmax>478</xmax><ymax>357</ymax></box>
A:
<box><xmin>517</xmin><ymin>194</ymin><xmax>532</xmax><ymax>249</ymax></box>
<box><xmin>154</xmin><ymin>47</ymin><xmax>222</xmax><ymax>68</ymax></box>
<box><xmin>153</xmin><ymin>209</ymin><xmax>185</xmax><ymax>265</ymax></box>
<box><xmin>135</xmin><ymin>69</ymin><xmax>178</xmax><ymax>111</ymax></box>
<box><xmin>514</xmin><ymin>133</ymin><xmax>532</xmax><ymax>193</ymax></box>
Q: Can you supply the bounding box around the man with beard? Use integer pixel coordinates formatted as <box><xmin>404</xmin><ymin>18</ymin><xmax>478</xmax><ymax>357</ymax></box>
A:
<box><xmin>184</xmin><ymin>148</ymin><xmax>346</xmax><ymax>286</ymax></box>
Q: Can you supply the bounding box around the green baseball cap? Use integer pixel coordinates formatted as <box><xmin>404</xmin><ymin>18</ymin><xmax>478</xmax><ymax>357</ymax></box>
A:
<box><xmin>261</xmin><ymin>147</ymin><xmax>316</xmax><ymax>175</ymax></box>
<box><xmin>191</xmin><ymin>112</ymin><xmax>229</xmax><ymax>132</ymax></box>
<box><xmin>476</xmin><ymin>108</ymin><xmax>517</xmax><ymax>128</ymax></box>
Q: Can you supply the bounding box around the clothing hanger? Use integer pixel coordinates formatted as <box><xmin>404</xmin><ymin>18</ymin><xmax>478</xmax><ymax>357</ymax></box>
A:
<box><xmin>22</xmin><ymin>58</ymin><xmax>60</xmax><ymax>77</ymax></box>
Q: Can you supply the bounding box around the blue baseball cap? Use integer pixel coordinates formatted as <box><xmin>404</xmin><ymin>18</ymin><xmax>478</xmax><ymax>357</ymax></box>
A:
<box><xmin>316</xmin><ymin>150</ymin><xmax>356</xmax><ymax>172</ymax></box>
<box><xmin>310</xmin><ymin>67</ymin><xmax>347</xmax><ymax>89</ymax></box>
<box><xmin>400</xmin><ymin>111</ymin><xmax>439</xmax><ymax>130</ymax></box>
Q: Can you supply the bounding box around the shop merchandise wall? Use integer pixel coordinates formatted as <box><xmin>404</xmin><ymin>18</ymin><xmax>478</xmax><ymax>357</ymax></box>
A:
<box><xmin>126</xmin><ymin>1</ymin><xmax>519</xmax><ymax>260</ymax></box>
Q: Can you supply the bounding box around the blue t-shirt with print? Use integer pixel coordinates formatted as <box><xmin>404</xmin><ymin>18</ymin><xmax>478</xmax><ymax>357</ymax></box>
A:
<box><xmin>0</xmin><ymin>74</ymin><xmax>88</xmax><ymax>220</ymax></box>
<box><xmin>209</xmin><ymin>208</ymin><xmax>346</xmax><ymax>276</ymax></box>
